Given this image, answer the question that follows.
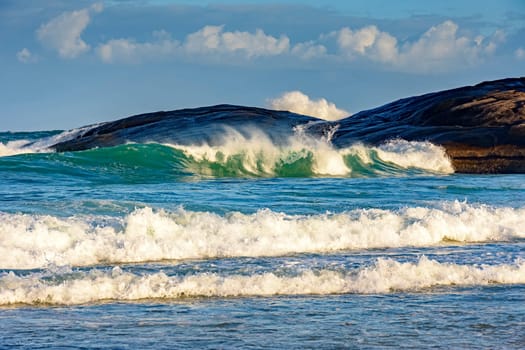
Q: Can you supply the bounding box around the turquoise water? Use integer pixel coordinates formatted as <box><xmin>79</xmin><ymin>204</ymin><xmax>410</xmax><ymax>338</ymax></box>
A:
<box><xmin>0</xmin><ymin>130</ymin><xmax>524</xmax><ymax>348</ymax></box>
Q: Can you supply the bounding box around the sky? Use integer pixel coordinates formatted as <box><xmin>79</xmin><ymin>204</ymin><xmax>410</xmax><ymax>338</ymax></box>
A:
<box><xmin>1</xmin><ymin>0</ymin><xmax>525</xmax><ymax>131</ymax></box>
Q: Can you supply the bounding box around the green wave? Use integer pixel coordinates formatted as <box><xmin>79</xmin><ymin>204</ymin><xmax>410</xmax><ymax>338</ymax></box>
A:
<box><xmin>0</xmin><ymin>142</ymin><xmax>447</xmax><ymax>182</ymax></box>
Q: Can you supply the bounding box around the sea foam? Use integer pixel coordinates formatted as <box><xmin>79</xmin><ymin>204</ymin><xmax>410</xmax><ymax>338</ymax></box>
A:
<box><xmin>0</xmin><ymin>140</ymin><xmax>44</xmax><ymax>157</ymax></box>
<box><xmin>1</xmin><ymin>201</ymin><xmax>523</xmax><ymax>269</ymax></box>
<box><xmin>1</xmin><ymin>257</ymin><xmax>523</xmax><ymax>305</ymax></box>
<box><xmin>0</xmin><ymin>125</ymin><xmax>99</xmax><ymax>157</ymax></box>
<box><xmin>169</xmin><ymin>129</ymin><xmax>453</xmax><ymax>176</ymax></box>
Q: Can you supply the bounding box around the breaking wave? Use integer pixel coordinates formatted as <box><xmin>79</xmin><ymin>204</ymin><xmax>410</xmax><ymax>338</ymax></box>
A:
<box><xmin>0</xmin><ymin>128</ymin><xmax>453</xmax><ymax>178</ymax></box>
<box><xmin>0</xmin><ymin>140</ymin><xmax>44</xmax><ymax>157</ymax></box>
<box><xmin>0</xmin><ymin>127</ymin><xmax>99</xmax><ymax>157</ymax></box>
<box><xmin>1</xmin><ymin>257</ymin><xmax>523</xmax><ymax>305</ymax></box>
<box><xmin>169</xmin><ymin>130</ymin><xmax>453</xmax><ymax>176</ymax></box>
<box><xmin>1</xmin><ymin>201</ymin><xmax>523</xmax><ymax>269</ymax></box>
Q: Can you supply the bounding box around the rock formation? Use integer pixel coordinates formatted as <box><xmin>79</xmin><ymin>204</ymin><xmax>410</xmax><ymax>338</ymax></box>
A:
<box><xmin>332</xmin><ymin>77</ymin><xmax>525</xmax><ymax>173</ymax></box>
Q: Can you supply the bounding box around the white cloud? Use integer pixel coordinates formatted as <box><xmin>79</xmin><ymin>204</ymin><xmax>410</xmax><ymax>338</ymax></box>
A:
<box><xmin>334</xmin><ymin>20</ymin><xmax>505</xmax><ymax>72</ymax></box>
<box><xmin>516</xmin><ymin>48</ymin><xmax>525</xmax><ymax>60</ymax></box>
<box><xmin>267</xmin><ymin>91</ymin><xmax>349</xmax><ymax>121</ymax></box>
<box><xmin>37</xmin><ymin>3</ymin><xmax>102</xmax><ymax>59</ymax></box>
<box><xmin>97</xmin><ymin>31</ymin><xmax>179</xmax><ymax>63</ymax></box>
<box><xmin>92</xmin><ymin>19</ymin><xmax>504</xmax><ymax>72</ymax></box>
<box><xmin>337</xmin><ymin>25</ymin><xmax>398</xmax><ymax>63</ymax></box>
<box><xmin>395</xmin><ymin>21</ymin><xmax>501</xmax><ymax>70</ymax></box>
<box><xmin>97</xmin><ymin>25</ymin><xmax>290</xmax><ymax>63</ymax></box>
<box><xmin>291</xmin><ymin>41</ymin><xmax>327</xmax><ymax>59</ymax></box>
<box><xmin>16</xmin><ymin>48</ymin><xmax>38</xmax><ymax>63</ymax></box>
<box><xmin>184</xmin><ymin>25</ymin><xmax>290</xmax><ymax>57</ymax></box>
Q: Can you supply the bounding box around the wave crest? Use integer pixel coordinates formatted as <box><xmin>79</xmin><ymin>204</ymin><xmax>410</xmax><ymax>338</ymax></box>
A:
<box><xmin>1</xmin><ymin>202</ymin><xmax>523</xmax><ymax>269</ymax></box>
<box><xmin>1</xmin><ymin>127</ymin><xmax>453</xmax><ymax>177</ymax></box>
<box><xmin>1</xmin><ymin>257</ymin><xmax>523</xmax><ymax>305</ymax></box>
<box><xmin>170</xmin><ymin>129</ymin><xmax>453</xmax><ymax>177</ymax></box>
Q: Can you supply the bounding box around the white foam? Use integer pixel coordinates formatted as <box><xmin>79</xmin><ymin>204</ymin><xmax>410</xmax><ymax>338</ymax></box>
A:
<box><xmin>1</xmin><ymin>201</ymin><xmax>524</xmax><ymax>269</ymax></box>
<box><xmin>375</xmin><ymin>139</ymin><xmax>454</xmax><ymax>173</ymax></box>
<box><xmin>0</xmin><ymin>125</ymin><xmax>101</xmax><ymax>157</ymax></box>
<box><xmin>0</xmin><ymin>140</ymin><xmax>45</xmax><ymax>157</ymax></box>
<box><xmin>1</xmin><ymin>257</ymin><xmax>523</xmax><ymax>305</ymax></box>
<box><xmin>169</xmin><ymin>129</ymin><xmax>453</xmax><ymax>176</ymax></box>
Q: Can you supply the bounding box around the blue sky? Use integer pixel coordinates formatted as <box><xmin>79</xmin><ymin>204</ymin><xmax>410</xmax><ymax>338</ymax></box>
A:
<box><xmin>1</xmin><ymin>0</ymin><xmax>524</xmax><ymax>130</ymax></box>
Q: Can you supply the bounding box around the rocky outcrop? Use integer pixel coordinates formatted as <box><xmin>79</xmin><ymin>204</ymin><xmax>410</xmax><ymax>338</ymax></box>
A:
<box><xmin>332</xmin><ymin>77</ymin><xmax>525</xmax><ymax>173</ymax></box>
<box><xmin>51</xmin><ymin>105</ymin><xmax>318</xmax><ymax>152</ymax></box>
<box><xmin>51</xmin><ymin>77</ymin><xmax>525</xmax><ymax>173</ymax></box>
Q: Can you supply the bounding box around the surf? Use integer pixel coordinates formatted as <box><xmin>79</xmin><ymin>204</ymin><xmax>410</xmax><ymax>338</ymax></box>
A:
<box><xmin>1</xmin><ymin>201</ymin><xmax>524</xmax><ymax>270</ymax></box>
<box><xmin>1</xmin><ymin>256</ymin><xmax>524</xmax><ymax>305</ymax></box>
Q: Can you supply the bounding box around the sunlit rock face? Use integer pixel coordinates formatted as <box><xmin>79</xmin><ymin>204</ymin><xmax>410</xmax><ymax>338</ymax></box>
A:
<box><xmin>333</xmin><ymin>77</ymin><xmax>525</xmax><ymax>173</ymax></box>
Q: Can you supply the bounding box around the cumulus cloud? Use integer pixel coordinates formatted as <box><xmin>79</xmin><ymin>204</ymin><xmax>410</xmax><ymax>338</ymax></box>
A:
<box><xmin>184</xmin><ymin>25</ymin><xmax>290</xmax><ymax>57</ymax></box>
<box><xmin>395</xmin><ymin>21</ymin><xmax>504</xmax><ymax>70</ymax></box>
<box><xmin>16</xmin><ymin>48</ymin><xmax>38</xmax><ymax>63</ymax></box>
<box><xmin>267</xmin><ymin>91</ymin><xmax>349</xmax><ymax>121</ymax></box>
<box><xmin>337</xmin><ymin>25</ymin><xmax>398</xmax><ymax>63</ymax></box>
<box><xmin>97</xmin><ymin>31</ymin><xmax>179</xmax><ymax>63</ymax></box>
<box><xmin>334</xmin><ymin>20</ymin><xmax>505</xmax><ymax>71</ymax></box>
<box><xmin>291</xmin><ymin>41</ymin><xmax>327</xmax><ymax>59</ymax></box>
<box><xmin>97</xmin><ymin>25</ymin><xmax>291</xmax><ymax>63</ymax></box>
<box><xmin>79</xmin><ymin>13</ymin><xmax>505</xmax><ymax>71</ymax></box>
<box><xmin>37</xmin><ymin>3</ymin><xmax>102</xmax><ymax>59</ymax></box>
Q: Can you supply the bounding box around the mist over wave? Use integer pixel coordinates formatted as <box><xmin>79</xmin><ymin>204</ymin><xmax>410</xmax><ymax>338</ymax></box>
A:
<box><xmin>0</xmin><ymin>140</ymin><xmax>43</xmax><ymax>157</ymax></box>
<box><xmin>0</xmin><ymin>127</ymin><xmax>96</xmax><ymax>157</ymax></box>
<box><xmin>1</xmin><ymin>257</ymin><xmax>523</xmax><ymax>305</ymax></box>
<box><xmin>1</xmin><ymin>201</ymin><xmax>523</xmax><ymax>269</ymax></box>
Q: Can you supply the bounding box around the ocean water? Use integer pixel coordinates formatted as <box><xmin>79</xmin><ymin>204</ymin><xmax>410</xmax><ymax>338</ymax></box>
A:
<box><xmin>1</xmin><ymin>128</ymin><xmax>524</xmax><ymax>349</ymax></box>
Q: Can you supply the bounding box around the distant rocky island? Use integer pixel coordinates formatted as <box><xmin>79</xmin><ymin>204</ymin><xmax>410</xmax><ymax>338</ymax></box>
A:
<box><xmin>52</xmin><ymin>77</ymin><xmax>525</xmax><ymax>173</ymax></box>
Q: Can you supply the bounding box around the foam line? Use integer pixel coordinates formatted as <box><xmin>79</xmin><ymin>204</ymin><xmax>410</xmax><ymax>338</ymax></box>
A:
<box><xmin>1</xmin><ymin>257</ymin><xmax>523</xmax><ymax>305</ymax></box>
<box><xmin>1</xmin><ymin>201</ymin><xmax>523</xmax><ymax>269</ymax></box>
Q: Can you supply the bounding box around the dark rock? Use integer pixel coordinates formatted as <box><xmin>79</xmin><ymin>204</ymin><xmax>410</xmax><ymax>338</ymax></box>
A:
<box><xmin>332</xmin><ymin>77</ymin><xmax>525</xmax><ymax>173</ymax></box>
<box><xmin>51</xmin><ymin>104</ymin><xmax>318</xmax><ymax>152</ymax></box>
